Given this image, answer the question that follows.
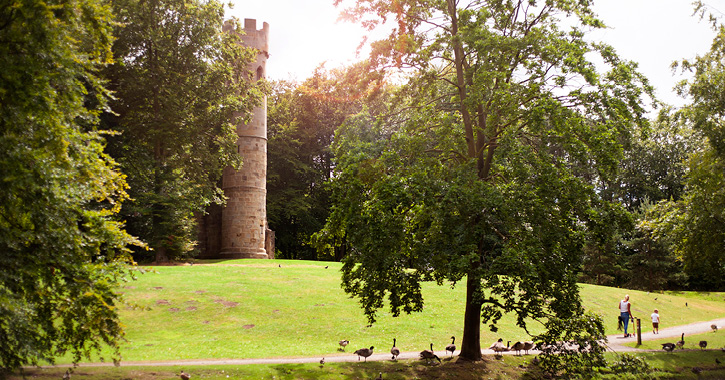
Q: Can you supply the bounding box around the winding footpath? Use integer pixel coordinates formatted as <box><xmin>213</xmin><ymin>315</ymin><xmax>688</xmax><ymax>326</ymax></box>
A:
<box><xmin>605</xmin><ymin>317</ymin><xmax>725</xmax><ymax>352</ymax></box>
<box><xmin>51</xmin><ymin>318</ymin><xmax>725</xmax><ymax>368</ymax></box>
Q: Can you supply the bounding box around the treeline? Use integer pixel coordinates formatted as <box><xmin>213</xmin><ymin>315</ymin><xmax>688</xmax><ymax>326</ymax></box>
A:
<box><xmin>1</xmin><ymin>0</ymin><xmax>262</xmax><ymax>373</ymax></box>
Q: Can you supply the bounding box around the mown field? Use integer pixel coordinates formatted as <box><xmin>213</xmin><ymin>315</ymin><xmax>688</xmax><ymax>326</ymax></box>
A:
<box><xmin>48</xmin><ymin>259</ymin><xmax>725</xmax><ymax>363</ymax></box>
<box><xmin>18</xmin><ymin>259</ymin><xmax>724</xmax><ymax>379</ymax></box>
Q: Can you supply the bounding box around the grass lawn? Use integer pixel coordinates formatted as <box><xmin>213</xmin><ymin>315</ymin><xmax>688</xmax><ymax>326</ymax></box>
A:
<box><xmin>16</xmin><ymin>352</ymin><xmax>725</xmax><ymax>379</ymax></box>
<box><xmin>14</xmin><ymin>356</ymin><xmax>540</xmax><ymax>380</ymax></box>
<box><xmin>46</xmin><ymin>259</ymin><xmax>725</xmax><ymax>366</ymax></box>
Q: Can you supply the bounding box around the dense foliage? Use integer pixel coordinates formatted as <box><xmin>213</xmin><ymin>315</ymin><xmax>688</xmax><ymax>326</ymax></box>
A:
<box><xmin>667</xmin><ymin>19</ymin><xmax>725</xmax><ymax>290</ymax></box>
<box><xmin>0</xmin><ymin>0</ymin><xmax>140</xmax><ymax>374</ymax></box>
<box><xmin>267</xmin><ymin>64</ymin><xmax>388</xmax><ymax>260</ymax></box>
<box><xmin>320</xmin><ymin>0</ymin><xmax>652</xmax><ymax>361</ymax></box>
<box><xmin>102</xmin><ymin>0</ymin><xmax>264</xmax><ymax>262</ymax></box>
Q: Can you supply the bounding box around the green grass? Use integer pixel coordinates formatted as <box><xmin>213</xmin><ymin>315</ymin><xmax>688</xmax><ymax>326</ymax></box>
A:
<box><xmin>50</xmin><ymin>259</ymin><xmax>725</xmax><ymax>365</ymax></box>
<box><xmin>17</xmin><ymin>352</ymin><xmax>725</xmax><ymax>379</ymax></box>
<box><xmin>622</xmin><ymin>330</ymin><xmax>725</xmax><ymax>351</ymax></box>
<box><xmin>15</xmin><ymin>357</ymin><xmax>540</xmax><ymax>380</ymax></box>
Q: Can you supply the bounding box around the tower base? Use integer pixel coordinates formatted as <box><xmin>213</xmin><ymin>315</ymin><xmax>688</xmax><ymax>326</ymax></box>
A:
<box><xmin>218</xmin><ymin>249</ymin><xmax>268</xmax><ymax>259</ymax></box>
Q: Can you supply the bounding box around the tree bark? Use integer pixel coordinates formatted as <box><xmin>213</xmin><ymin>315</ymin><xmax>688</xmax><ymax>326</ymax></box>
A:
<box><xmin>459</xmin><ymin>268</ymin><xmax>483</xmax><ymax>361</ymax></box>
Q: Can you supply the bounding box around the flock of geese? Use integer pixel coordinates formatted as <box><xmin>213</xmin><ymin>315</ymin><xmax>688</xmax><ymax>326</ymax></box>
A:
<box><xmin>339</xmin><ymin>335</ymin><xmax>536</xmax><ymax>365</ymax></box>
<box><xmin>660</xmin><ymin>327</ymin><xmax>718</xmax><ymax>353</ymax></box>
<box><xmin>488</xmin><ymin>338</ymin><xmax>536</xmax><ymax>356</ymax></box>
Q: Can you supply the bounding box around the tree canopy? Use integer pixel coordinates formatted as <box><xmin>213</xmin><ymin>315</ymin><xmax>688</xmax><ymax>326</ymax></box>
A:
<box><xmin>102</xmin><ymin>0</ymin><xmax>264</xmax><ymax>262</ymax></box>
<box><xmin>321</xmin><ymin>0</ymin><xmax>652</xmax><ymax>365</ymax></box>
<box><xmin>0</xmin><ymin>0</ymin><xmax>140</xmax><ymax>373</ymax></box>
<box><xmin>267</xmin><ymin>64</ymin><xmax>386</xmax><ymax>260</ymax></box>
<box><xmin>666</xmin><ymin>16</ymin><xmax>725</xmax><ymax>290</ymax></box>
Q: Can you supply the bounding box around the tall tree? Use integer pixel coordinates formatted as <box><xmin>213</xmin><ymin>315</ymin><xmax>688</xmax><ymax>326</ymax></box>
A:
<box><xmin>579</xmin><ymin>111</ymin><xmax>694</xmax><ymax>288</ymax></box>
<box><xmin>668</xmin><ymin>9</ymin><xmax>725</xmax><ymax>290</ymax></box>
<box><xmin>268</xmin><ymin>64</ymin><xmax>385</xmax><ymax>260</ymax></box>
<box><xmin>0</xmin><ymin>0</ymin><xmax>140</xmax><ymax>374</ymax></box>
<box><xmin>323</xmin><ymin>0</ymin><xmax>652</xmax><ymax>365</ymax></box>
<box><xmin>102</xmin><ymin>0</ymin><xmax>263</xmax><ymax>261</ymax></box>
<box><xmin>614</xmin><ymin>110</ymin><xmax>693</xmax><ymax>210</ymax></box>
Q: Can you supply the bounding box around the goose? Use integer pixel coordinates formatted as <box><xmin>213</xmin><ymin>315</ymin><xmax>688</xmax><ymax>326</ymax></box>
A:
<box><xmin>338</xmin><ymin>339</ymin><xmax>349</xmax><ymax>351</ymax></box>
<box><xmin>445</xmin><ymin>336</ymin><xmax>456</xmax><ymax>356</ymax></box>
<box><xmin>676</xmin><ymin>333</ymin><xmax>685</xmax><ymax>349</ymax></box>
<box><xmin>489</xmin><ymin>339</ymin><xmax>509</xmax><ymax>357</ymax></box>
<box><xmin>510</xmin><ymin>341</ymin><xmax>525</xmax><ymax>356</ymax></box>
<box><xmin>712</xmin><ymin>324</ymin><xmax>719</xmax><ymax>332</ymax></box>
<box><xmin>699</xmin><ymin>340</ymin><xmax>707</xmax><ymax>349</ymax></box>
<box><xmin>354</xmin><ymin>346</ymin><xmax>374</xmax><ymax>361</ymax></box>
<box><xmin>523</xmin><ymin>341</ymin><xmax>535</xmax><ymax>355</ymax></box>
<box><xmin>489</xmin><ymin>338</ymin><xmax>505</xmax><ymax>350</ymax></box>
<box><xmin>661</xmin><ymin>343</ymin><xmax>676</xmax><ymax>352</ymax></box>
<box><xmin>391</xmin><ymin>338</ymin><xmax>400</xmax><ymax>360</ymax></box>
<box><xmin>420</xmin><ymin>343</ymin><xmax>441</xmax><ymax>364</ymax></box>
<box><xmin>179</xmin><ymin>370</ymin><xmax>191</xmax><ymax>380</ymax></box>
<box><xmin>375</xmin><ymin>372</ymin><xmax>383</xmax><ymax>380</ymax></box>
<box><xmin>319</xmin><ymin>357</ymin><xmax>325</xmax><ymax>366</ymax></box>
<box><xmin>63</xmin><ymin>370</ymin><xmax>71</xmax><ymax>380</ymax></box>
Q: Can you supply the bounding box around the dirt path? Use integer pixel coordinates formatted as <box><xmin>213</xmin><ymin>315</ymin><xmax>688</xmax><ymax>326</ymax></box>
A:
<box><xmin>48</xmin><ymin>318</ymin><xmax>724</xmax><ymax>368</ymax></box>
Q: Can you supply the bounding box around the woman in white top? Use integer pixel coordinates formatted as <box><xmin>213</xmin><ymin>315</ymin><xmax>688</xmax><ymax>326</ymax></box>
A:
<box><xmin>619</xmin><ymin>295</ymin><xmax>632</xmax><ymax>337</ymax></box>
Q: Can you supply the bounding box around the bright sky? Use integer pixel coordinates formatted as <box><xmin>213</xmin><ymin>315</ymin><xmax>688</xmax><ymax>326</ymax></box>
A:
<box><xmin>227</xmin><ymin>0</ymin><xmax>723</xmax><ymax>108</ymax></box>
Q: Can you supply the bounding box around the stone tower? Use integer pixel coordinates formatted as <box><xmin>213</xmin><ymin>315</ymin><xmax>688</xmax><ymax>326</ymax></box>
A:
<box><xmin>198</xmin><ymin>18</ymin><xmax>271</xmax><ymax>259</ymax></box>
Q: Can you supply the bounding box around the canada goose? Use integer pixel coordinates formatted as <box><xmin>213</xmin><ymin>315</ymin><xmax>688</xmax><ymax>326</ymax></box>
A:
<box><xmin>179</xmin><ymin>370</ymin><xmax>191</xmax><ymax>380</ymax></box>
<box><xmin>712</xmin><ymin>324</ymin><xmax>719</xmax><ymax>332</ymax></box>
<box><xmin>446</xmin><ymin>336</ymin><xmax>456</xmax><ymax>356</ymax></box>
<box><xmin>63</xmin><ymin>370</ymin><xmax>71</xmax><ymax>380</ymax></box>
<box><xmin>676</xmin><ymin>333</ymin><xmax>685</xmax><ymax>349</ymax></box>
<box><xmin>354</xmin><ymin>346</ymin><xmax>374</xmax><ymax>361</ymax></box>
<box><xmin>716</xmin><ymin>358</ymin><xmax>721</xmax><ymax>365</ymax></box>
<box><xmin>661</xmin><ymin>343</ymin><xmax>676</xmax><ymax>352</ymax></box>
<box><xmin>375</xmin><ymin>372</ymin><xmax>383</xmax><ymax>380</ymax></box>
<box><xmin>511</xmin><ymin>341</ymin><xmax>525</xmax><ymax>356</ymax></box>
<box><xmin>489</xmin><ymin>338</ymin><xmax>504</xmax><ymax>350</ymax></box>
<box><xmin>319</xmin><ymin>357</ymin><xmax>325</xmax><ymax>366</ymax></box>
<box><xmin>419</xmin><ymin>343</ymin><xmax>441</xmax><ymax>364</ymax></box>
<box><xmin>339</xmin><ymin>339</ymin><xmax>349</xmax><ymax>351</ymax></box>
<box><xmin>692</xmin><ymin>367</ymin><xmax>702</xmax><ymax>375</ymax></box>
<box><xmin>391</xmin><ymin>338</ymin><xmax>400</xmax><ymax>360</ymax></box>
<box><xmin>699</xmin><ymin>340</ymin><xmax>707</xmax><ymax>349</ymax></box>
<box><xmin>523</xmin><ymin>341</ymin><xmax>535</xmax><ymax>355</ymax></box>
<box><xmin>489</xmin><ymin>339</ymin><xmax>509</xmax><ymax>357</ymax></box>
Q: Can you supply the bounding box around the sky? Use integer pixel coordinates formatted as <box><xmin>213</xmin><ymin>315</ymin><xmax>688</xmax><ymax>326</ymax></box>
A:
<box><xmin>227</xmin><ymin>0</ymin><xmax>724</xmax><ymax>109</ymax></box>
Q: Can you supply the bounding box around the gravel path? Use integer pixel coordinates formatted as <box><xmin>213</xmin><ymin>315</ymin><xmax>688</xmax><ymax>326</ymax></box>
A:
<box><xmin>48</xmin><ymin>318</ymin><xmax>724</xmax><ymax>368</ymax></box>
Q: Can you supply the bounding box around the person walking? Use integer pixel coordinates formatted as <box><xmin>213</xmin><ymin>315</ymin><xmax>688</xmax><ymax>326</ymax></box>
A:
<box><xmin>619</xmin><ymin>295</ymin><xmax>633</xmax><ymax>338</ymax></box>
<box><xmin>651</xmin><ymin>309</ymin><xmax>660</xmax><ymax>334</ymax></box>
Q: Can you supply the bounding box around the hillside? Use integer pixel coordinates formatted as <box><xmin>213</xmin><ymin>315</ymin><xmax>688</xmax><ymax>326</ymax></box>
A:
<box><xmin>69</xmin><ymin>259</ymin><xmax>725</xmax><ymax>364</ymax></box>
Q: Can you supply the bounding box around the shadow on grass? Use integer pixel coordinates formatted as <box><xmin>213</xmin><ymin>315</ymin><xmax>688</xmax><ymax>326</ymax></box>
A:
<box><xmin>11</xmin><ymin>357</ymin><xmax>547</xmax><ymax>380</ymax></box>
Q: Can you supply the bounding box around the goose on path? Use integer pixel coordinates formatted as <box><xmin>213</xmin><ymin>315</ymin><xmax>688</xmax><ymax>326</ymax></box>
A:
<box><xmin>354</xmin><ymin>346</ymin><xmax>374</xmax><ymax>362</ymax></box>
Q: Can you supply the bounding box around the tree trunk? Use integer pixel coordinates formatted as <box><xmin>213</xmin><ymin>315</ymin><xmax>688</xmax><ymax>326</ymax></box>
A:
<box><xmin>459</xmin><ymin>270</ymin><xmax>483</xmax><ymax>361</ymax></box>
